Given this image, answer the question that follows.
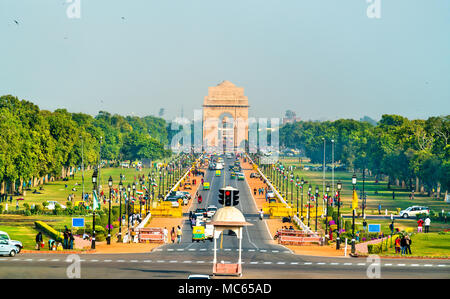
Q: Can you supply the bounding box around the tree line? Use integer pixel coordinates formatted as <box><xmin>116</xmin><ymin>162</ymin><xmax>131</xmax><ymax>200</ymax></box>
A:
<box><xmin>279</xmin><ymin>115</ymin><xmax>450</xmax><ymax>195</ymax></box>
<box><xmin>0</xmin><ymin>95</ymin><xmax>172</xmax><ymax>192</ymax></box>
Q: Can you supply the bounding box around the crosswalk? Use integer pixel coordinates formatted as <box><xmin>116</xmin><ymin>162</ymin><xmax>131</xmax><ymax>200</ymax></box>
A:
<box><xmin>153</xmin><ymin>247</ymin><xmax>291</xmax><ymax>253</ymax></box>
<box><xmin>0</xmin><ymin>257</ymin><xmax>447</xmax><ymax>269</ymax></box>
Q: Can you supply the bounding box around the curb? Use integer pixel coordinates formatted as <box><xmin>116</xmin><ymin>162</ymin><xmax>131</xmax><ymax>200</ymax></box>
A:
<box><xmin>22</xmin><ymin>249</ymin><xmax>96</xmax><ymax>254</ymax></box>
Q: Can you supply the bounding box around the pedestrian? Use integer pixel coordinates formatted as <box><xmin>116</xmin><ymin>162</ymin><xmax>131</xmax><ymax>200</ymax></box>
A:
<box><xmin>405</xmin><ymin>235</ymin><xmax>412</xmax><ymax>254</ymax></box>
<box><xmin>259</xmin><ymin>209</ymin><xmax>264</xmax><ymax>220</ymax></box>
<box><xmin>394</xmin><ymin>236</ymin><xmax>401</xmax><ymax>254</ymax></box>
<box><xmin>48</xmin><ymin>239</ymin><xmax>55</xmax><ymax>250</ymax></box>
<box><xmin>417</xmin><ymin>218</ymin><xmax>424</xmax><ymax>233</ymax></box>
<box><xmin>69</xmin><ymin>231</ymin><xmax>74</xmax><ymax>249</ymax></box>
<box><xmin>363</xmin><ymin>219</ymin><xmax>367</xmax><ymax>231</ymax></box>
<box><xmin>170</xmin><ymin>227</ymin><xmax>176</xmax><ymax>243</ymax></box>
<box><xmin>63</xmin><ymin>229</ymin><xmax>69</xmax><ymax>249</ymax></box>
<box><xmin>378</xmin><ymin>204</ymin><xmax>381</xmax><ymax>215</ymax></box>
<box><xmin>163</xmin><ymin>227</ymin><xmax>168</xmax><ymax>243</ymax></box>
<box><xmin>424</xmin><ymin>216</ymin><xmax>431</xmax><ymax>233</ymax></box>
<box><xmin>177</xmin><ymin>225</ymin><xmax>182</xmax><ymax>243</ymax></box>
<box><xmin>389</xmin><ymin>221</ymin><xmax>394</xmax><ymax>235</ymax></box>
<box><xmin>35</xmin><ymin>232</ymin><xmax>43</xmax><ymax>251</ymax></box>
<box><xmin>392</xmin><ymin>191</ymin><xmax>395</xmax><ymax>200</ymax></box>
<box><xmin>400</xmin><ymin>235</ymin><xmax>407</xmax><ymax>255</ymax></box>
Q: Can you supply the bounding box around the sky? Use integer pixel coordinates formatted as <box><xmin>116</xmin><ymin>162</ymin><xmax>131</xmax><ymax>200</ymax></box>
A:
<box><xmin>0</xmin><ymin>0</ymin><xmax>449</xmax><ymax>122</ymax></box>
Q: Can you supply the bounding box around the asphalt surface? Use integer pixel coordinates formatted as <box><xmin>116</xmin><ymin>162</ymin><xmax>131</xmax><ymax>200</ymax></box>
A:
<box><xmin>0</xmin><ymin>157</ymin><xmax>449</xmax><ymax>279</ymax></box>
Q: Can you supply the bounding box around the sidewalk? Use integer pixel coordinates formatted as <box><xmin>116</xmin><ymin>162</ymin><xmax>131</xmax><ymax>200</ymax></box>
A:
<box><xmin>241</xmin><ymin>158</ymin><xmax>350</xmax><ymax>257</ymax></box>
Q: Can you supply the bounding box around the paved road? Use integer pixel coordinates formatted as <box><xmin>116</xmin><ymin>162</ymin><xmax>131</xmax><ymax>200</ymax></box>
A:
<box><xmin>0</xmin><ymin>156</ymin><xmax>449</xmax><ymax>279</ymax></box>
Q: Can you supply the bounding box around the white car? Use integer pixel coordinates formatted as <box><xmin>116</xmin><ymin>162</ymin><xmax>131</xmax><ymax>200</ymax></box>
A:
<box><xmin>215</xmin><ymin>163</ymin><xmax>224</xmax><ymax>170</ymax></box>
<box><xmin>206</xmin><ymin>205</ymin><xmax>218</xmax><ymax>218</ymax></box>
<box><xmin>204</xmin><ymin>224</ymin><xmax>214</xmax><ymax>241</ymax></box>
<box><xmin>399</xmin><ymin>206</ymin><xmax>430</xmax><ymax>218</ymax></box>
<box><xmin>0</xmin><ymin>231</ymin><xmax>23</xmax><ymax>253</ymax></box>
<box><xmin>0</xmin><ymin>239</ymin><xmax>19</xmax><ymax>257</ymax></box>
<box><xmin>46</xmin><ymin>201</ymin><xmax>66</xmax><ymax>210</ymax></box>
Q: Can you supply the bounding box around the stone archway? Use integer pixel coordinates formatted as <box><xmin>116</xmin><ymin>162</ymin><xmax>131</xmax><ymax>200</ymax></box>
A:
<box><xmin>202</xmin><ymin>81</ymin><xmax>249</xmax><ymax>153</ymax></box>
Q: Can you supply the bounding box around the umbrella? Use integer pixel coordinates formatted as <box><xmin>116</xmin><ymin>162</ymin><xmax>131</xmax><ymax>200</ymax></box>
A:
<box><xmin>16</xmin><ymin>198</ymin><xmax>25</xmax><ymax>201</ymax></box>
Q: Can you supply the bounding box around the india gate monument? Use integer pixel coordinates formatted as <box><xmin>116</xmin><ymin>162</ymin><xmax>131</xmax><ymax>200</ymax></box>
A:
<box><xmin>202</xmin><ymin>80</ymin><xmax>249</xmax><ymax>153</ymax></box>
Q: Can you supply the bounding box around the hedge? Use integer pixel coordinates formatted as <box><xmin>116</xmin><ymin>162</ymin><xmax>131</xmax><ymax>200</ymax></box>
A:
<box><xmin>35</xmin><ymin>221</ymin><xmax>63</xmax><ymax>242</ymax></box>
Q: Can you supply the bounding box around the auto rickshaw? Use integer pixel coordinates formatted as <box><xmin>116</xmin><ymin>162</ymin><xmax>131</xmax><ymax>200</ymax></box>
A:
<box><xmin>230</xmin><ymin>172</ymin><xmax>236</xmax><ymax>179</ymax></box>
<box><xmin>203</xmin><ymin>182</ymin><xmax>210</xmax><ymax>190</ymax></box>
<box><xmin>215</xmin><ymin>170</ymin><xmax>221</xmax><ymax>176</ymax></box>
<box><xmin>192</xmin><ymin>226</ymin><xmax>205</xmax><ymax>242</ymax></box>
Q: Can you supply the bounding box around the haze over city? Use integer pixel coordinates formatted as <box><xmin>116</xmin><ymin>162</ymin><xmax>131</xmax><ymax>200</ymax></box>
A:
<box><xmin>1</xmin><ymin>0</ymin><xmax>449</xmax><ymax>121</ymax></box>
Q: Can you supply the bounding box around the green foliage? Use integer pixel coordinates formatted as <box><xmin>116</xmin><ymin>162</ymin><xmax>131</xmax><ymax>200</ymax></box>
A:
<box><xmin>35</xmin><ymin>221</ymin><xmax>63</xmax><ymax>242</ymax></box>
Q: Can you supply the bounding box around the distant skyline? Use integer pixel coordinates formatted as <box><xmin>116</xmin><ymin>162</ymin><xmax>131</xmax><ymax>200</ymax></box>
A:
<box><xmin>1</xmin><ymin>0</ymin><xmax>449</xmax><ymax>122</ymax></box>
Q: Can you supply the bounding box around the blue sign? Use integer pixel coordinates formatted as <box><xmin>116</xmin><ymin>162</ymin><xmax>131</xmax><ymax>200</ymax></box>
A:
<box><xmin>72</xmin><ymin>218</ymin><xmax>85</xmax><ymax>228</ymax></box>
<box><xmin>368</xmin><ymin>224</ymin><xmax>381</xmax><ymax>233</ymax></box>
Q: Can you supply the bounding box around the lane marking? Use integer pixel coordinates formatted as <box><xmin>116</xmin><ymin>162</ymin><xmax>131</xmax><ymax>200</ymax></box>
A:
<box><xmin>104</xmin><ymin>260</ymin><xmax>112</xmax><ymax>262</ymax></box>
<box><xmin>397</xmin><ymin>264</ymin><xmax>405</xmax><ymax>266</ymax></box>
<box><xmin>290</xmin><ymin>262</ymin><xmax>299</xmax><ymax>265</ymax></box>
<box><xmin>143</xmin><ymin>260</ymin><xmax>152</xmax><ymax>263</ymax></box>
<box><xmin>117</xmin><ymin>260</ymin><xmax>125</xmax><ymax>262</ymax></box>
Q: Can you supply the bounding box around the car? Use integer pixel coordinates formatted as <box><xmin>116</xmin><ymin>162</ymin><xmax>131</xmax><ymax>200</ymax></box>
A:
<box><xmin>188</xmin><ymin>274</ymin><xmax>211</xmax><ymax>279</ymax></box>
<box><xmin>204</xmin><ymin>224</ymin><xmax>214</xmax><ymax>241</ymax></box>
<box><xmin>180</xmin><ymin>191</ymin><xmax>191</xmax><ymax>199</ymax></box>
<box><xmin>184</xmin><ymin>182</ymin><xmax>192</xmax><ymax>190</ymax></box>
<box><xmin>206</xmin><ymin>205</ymin><xmax>218</xmax><ymax>218</ymax></box>
<box><xmin>230</xmin><ymin>172</ymin><xmax>236</xmax><ymax>179</ymax></box>
<box><xmin>0</xmin><ymin>231</ymin><xmax>23</xmax><ymax>253</ymax></box>
<box><xmin>399</xmin><ymin>206</ymin><xmax>430</xmax><ymax>218</ymax></box>
<box><xmin>237</xmin><ymin>173</ymin><xmax>245</xmax><ymax>180</ymax></box>
<box><xmin>215</xmin><ymin>163</ymin><xmax>224</xmax><ymax>170</ymax></box>
<box><xmin>266</xmin><ymin>191</ymin><xmax>275</xmax><ymax>198</ymax></box>
<box><xmin>0</xmin><ymin>239</ymin><xmax>19</xmax><ymax>257</ymax></box>
<box><xmin>195</xmin><ymin>208</ymin><xmax>208</xmax><ymax>218</ymax></box>
<box><xmin>250</xmin><ymin>172</ymin><xmax>261</xmax><ymax>178</ymax></box>
<box><xmin>164</xmin><ymin>197</ymin><xmax>180</xmax><ymax>208</ymax></box>
<box><xmin>46</xmin><ymin>201</ymin><xmax>66</xmax><ymax>210</ymax></box>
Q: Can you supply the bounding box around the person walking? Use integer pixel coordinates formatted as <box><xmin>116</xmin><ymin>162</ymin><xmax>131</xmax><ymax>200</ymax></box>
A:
<box><xmin>163</xmin><ymin>227</ymin><xmax>168</xmax><ymax>244</ymax></box>
<box><xmin>176</xmin><ymin>226</ymin><xmax>182</xmax><ymax>243</ymax></box>
<box><xmin>424</xmin><ymin>216</ymin><xmax>431</xmax><ymax>233</ymax></box>
<box><xmin>405</xmin><ymin>235</ymin><xmax>412</xmax><ymax>254</ymax></box>
<box><xmin>68</xmin><ymin>231</ymin><xmax>74</xmax><ymax>250</ymax></box>
<box><xmin>389</xmin><ymin>221</ymin><xmax>394</xmax><ymax>235</ymax></box>
<box><xmin>400</xmin><ymin>235</ymin><xmax>407</xmax><ymax>255</ymax></box>
<box><xmin>417</xmin><ymin>218</ymin><xmax>424</xmax><ymax>233</ymax></box>
<box><xmin>35</xmin><ymin>232</ymin><xmax>43</xmax><ymax>251</ymax></box>
<box><xmin>378</xmin><ymin>204</ymin><xmax>381</xmax><ymax>215</ymax></box>
<box><xmin>259</xmin><ymin>209</ymin><xmax>264</xmax><ymax>220</ymax></box>
<box><xmin>170</xmin><ymin>227</ymin><xmax>176</xmax><ymax>243</ymax></box>
<box><xmin>63</xmin><ymin>229</ymin><xmax>69</xmax><ymax>249</ymax></box>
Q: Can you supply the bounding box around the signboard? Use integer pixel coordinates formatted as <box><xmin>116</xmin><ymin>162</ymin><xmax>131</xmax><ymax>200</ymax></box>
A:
<box><xmin>368</xmin><ymin>224</ymin><xmax>381</xmax><ymax>233</ymax></box>
<box><xmin>72</xmin><ymin>218</ymin><xmax>85</xmax><ymax>228</ymax></box>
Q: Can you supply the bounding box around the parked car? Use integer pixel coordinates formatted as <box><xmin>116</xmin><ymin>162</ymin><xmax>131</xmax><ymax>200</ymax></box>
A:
<box><xmin>46</xmin><ymin>201</ymin><xmax>66</xmax><ymax>210</ymax></box>
<box><xmin>0</xmin><ymin>239</ymin><xmax>19</xmax><ymax>257</ymax></box>
<box><xmin>237</xmin><ymin>173</ymin><xmax>245</xmax><ymax>181</ymax></box>
<box><xmin>0</xmin><ymin>231</ymin><xmax>23</xmax><ymax>253</ymax></box>
<box><xmin>188</xmin><ymin>274</ymin><xmax>210</xmax><ymax>279</ymax></box>
<box><xmin>250</xmin><ymin>172</ymin><xmax>261</xmax><ymax>178</ymax></box>
<box><xmin>206</xmin><ymin>205</ymin><xmax>218</xmax><ymax>218</ymax></box>
<box><xmin>399</xmin><ymin>206</ymin><xmax>430</xmax><ymax>218</ymax></box>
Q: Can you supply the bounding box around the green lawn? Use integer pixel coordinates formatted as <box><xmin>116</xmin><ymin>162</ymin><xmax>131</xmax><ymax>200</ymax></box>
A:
<box><xmin>382</xmin><ymin>232</ymin><xmax>450</xmax><ymax>258</ymax></box>
<box><xmin>264</xmin><ymin>156</ymin><xmax>450</xmax><ymax>217</ymax></box>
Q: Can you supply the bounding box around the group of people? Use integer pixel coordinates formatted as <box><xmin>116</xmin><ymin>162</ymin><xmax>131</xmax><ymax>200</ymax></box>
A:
<box><xmin>417</xmin><ymin>217</ymin><xmax>431</xmax><ymax>233</ymax></box>
<box><xmin>394</xmin><ymin>234</ymin><xmax>412</xmax><ymax>255</ymax></box>
<box><xmin>35</xmin><ymin>227</ymin><xmax>75</xmax><ymax>251</ymax></box>
<box><xmin>128</xmin><ymin>213</ymin><xmax>143</xmax><ymax>227</ymax></box>
<box><xmin>162</xmin><ymin>226</ymin><xmax>182</xmax><ymax>244</ymax></box>
<box><xmin>254</xmin><ymin>188</ymin><xmax>266</xmax><ymax>196</ymax></box>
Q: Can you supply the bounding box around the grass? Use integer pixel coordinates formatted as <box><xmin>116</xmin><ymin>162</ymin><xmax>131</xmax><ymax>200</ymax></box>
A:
<box><xmin>265</xmin><ymin>156</ymin><xmax>450</xmax><ymax>217</ymax></box>
<box><xmin>381</xmin><ymin>232</ymin><xmax>450</xmax><ymax>258</ymax></box>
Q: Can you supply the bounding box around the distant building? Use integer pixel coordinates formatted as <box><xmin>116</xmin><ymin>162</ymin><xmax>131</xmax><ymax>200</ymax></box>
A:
<box><xmin>282</xmin><ymin>110</ymin><xmax>301</xmax><ymax>124</ymax></box>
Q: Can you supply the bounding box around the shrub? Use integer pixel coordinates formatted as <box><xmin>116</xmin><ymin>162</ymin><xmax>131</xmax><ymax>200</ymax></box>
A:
<box><xmin>0</xmin><ymin>205</ymin><xmax>3</xmax><ymax>214</ymax></box>
<box><xmin>24</xmin><ymin>210</ymin><xmax>31</xmax><ymax>216</ymax></box>
<box><xmin>23</xmin><ymin>203</ymin><xmax>30</xmax><ymax>210</ymax></box>
<box><xmin>344</xmin><ymin>220</ymin><xmax>352</xmax><ymax>232</ymax></box>
<box><xmin>35</xmin><ymin>221</ymin><xmax>63</xmax><ymax>242</ymax></box>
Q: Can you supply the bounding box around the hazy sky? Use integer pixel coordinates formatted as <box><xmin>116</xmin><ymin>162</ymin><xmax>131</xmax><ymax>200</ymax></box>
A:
<box><xmin>1</xmin><ymin>0</ymin><xmax>449</xmax><ymax>122</ymax></box>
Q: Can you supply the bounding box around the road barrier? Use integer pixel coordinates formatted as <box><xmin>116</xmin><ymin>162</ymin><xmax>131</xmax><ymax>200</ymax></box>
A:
<box><xmin>138</xmin><ymin>227</ymin><xmax>164</xmax><ymax>243</ymax></box>
<box><xmin>150</xmin><ymin>201</ymin><xmax>182</xmax><ymax>217</ymax></box>
<box><xmin>245</xmin><ymin>154</ymin><xmax>319</xmax><ymax>238</ymax></box>
<box><xmin>276</xmin><ymin>229</ymin><xmax>322</xmax><ymax>246</ymax></box>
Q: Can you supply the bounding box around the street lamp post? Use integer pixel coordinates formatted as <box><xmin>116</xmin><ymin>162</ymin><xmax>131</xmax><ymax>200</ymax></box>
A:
<box><xmin>307</xmin><ymin>185</ymin><xmax>312</xmax><ymax>228</ymax></box>
<box><xmin>325</xmin><ymin>183</ymin><xmax>330</xmax><ymax>239</ymax></box>
<box><xmin>290</xmin><ymin>173</ymin><xmax>294</xmax><ymax>208</ymax></box>
<box><xmin>296</xmin><ymin>176</ymin><xmax>299</xmax><ymax>217</ymax></box>
<box><xmin>351</xmin><ymin>173</ymin><xmax>357</xmax><ymax>255</ymax></box>
<box><xmin>132</xmin><ymin>182</ymin><xmax>136</xmax><ymax>216</ymax></box>
<box><xmin>127</xmin><ymin>184</ymin><xmax>131</xmax><ymax>239</ymax></box>
<box><xmin>118</xmin><ymin>179</ymin><xmax>123</xmax><ymax>242</ymax></box>
<box><xmin>107</xmin><ymin>176</ymin><xmax>113</xmax><ymax>245</ymax></box>
<box><xmin>336</xmin><ymin>180</ymin><xmax>342</xmax><ymax>249</ymax></box>
<box><xmin>315</xmin><ymin>186</ymin><xmax>319</xmax><ymax>232</ymax></box>
<box><xmin>300</xmin><ymin>177</ymin><xmax>305</xmax><ymax>222</ymax></box>
<box><xmin>91</xmin><ymin>168</ymin><xmax>98</xmax><ymax>249</ymax></box>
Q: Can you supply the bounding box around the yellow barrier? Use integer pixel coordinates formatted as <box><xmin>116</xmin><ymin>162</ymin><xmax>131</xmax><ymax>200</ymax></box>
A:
<box><xmin>150</xmin><ymin>201</ymin><xmax>182</xmax><ymax>218</ymax></box>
